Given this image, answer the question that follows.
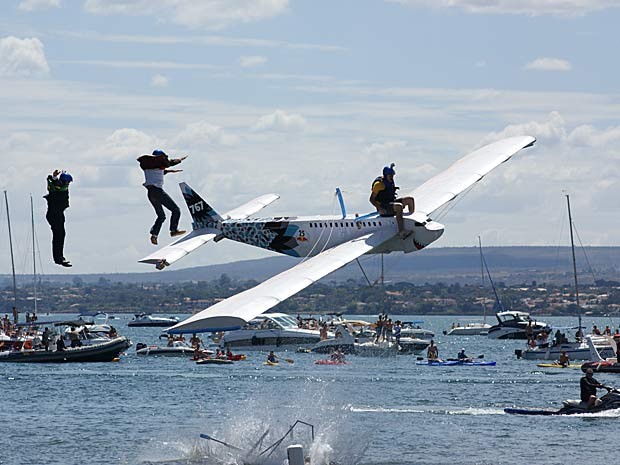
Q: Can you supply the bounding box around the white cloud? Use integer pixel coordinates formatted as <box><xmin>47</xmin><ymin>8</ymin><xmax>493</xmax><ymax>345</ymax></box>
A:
<box><xmin>0</xmin><ymin>36</ymin><xmax>49</xmax><ymax>77</ymax></box>
<box><xmin>83</xmin><ymin>0</ymin><xmax>289</xmax><ymax>30</ymax></box>
<box><xmin>387</xmin><ymin>0</ymin><xmax>620</xmax><ymax>16</ymax></box>
<box><xmin>239</xmin><ymin>55</ymin><xmax>267</xmax><ymax>68</ymax></box>
<box><xmin>252</xmin><ymin>109</ymin><xmax>308</xmax><ymax>132</ymax></box>
<box><xmin>525</xmin><ymin>57</ymin><xmax>572</xmax><ymax>71</ymax></box>
<box><xmin>55</xmin><ymin>59</ymin><xmax>221</xmax><ymax>70</ymax></box>
<box><xmin>55</xmin><ymin>30</ymin><xmax>346</xmax><ymax>52</ymax></box>
<box><xmin>171</xmin><ymin>121</ymin><xmax>239</xmax><ymax>150</ymax></box>
<box><xmin>18</xmin><ymin>0</ymin><xmax>61</xmax><ymax>11</ymax></box>
<box><xmin>365</xmin><ymin>140</ymin><xmax>407</xmax><ymax>156</ymax></box>
<box><xmin>151</xmin><ymin>73</ymin><xmax>169</xmax><ymax>87</ymax></box>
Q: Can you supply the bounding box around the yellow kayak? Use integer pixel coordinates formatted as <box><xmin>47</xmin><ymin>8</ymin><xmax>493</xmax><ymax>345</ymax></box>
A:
<box><xmin>536</xmin><ymin>362</ymin><xmax>581</xmax><ymax>369</ymax></box>
<box><xmin>264</xmin><ymin>361</ymin><xmax>279</xmax><ymax>366</ymax></box>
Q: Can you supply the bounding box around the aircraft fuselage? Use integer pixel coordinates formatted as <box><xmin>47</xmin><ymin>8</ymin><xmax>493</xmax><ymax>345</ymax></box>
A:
<box><xmin>219</xmin><ymin>213</ymin><xmax>445</xmax><ymax>257</ymax></box>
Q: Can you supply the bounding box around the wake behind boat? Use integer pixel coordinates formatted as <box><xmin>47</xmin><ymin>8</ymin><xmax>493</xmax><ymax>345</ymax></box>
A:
<box><xmin>505</xmin><ymin>388</ymin><xmax>620</xmax><ymax>415</ymax></box>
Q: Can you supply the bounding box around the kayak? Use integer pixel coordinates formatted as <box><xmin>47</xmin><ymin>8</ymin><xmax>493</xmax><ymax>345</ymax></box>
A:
<box><xmin>416</xmin><ymin>360</ymin><xmax>496</xmax><ymax>367</ymax></box>
<box><xmin>228</xmin><ymin>354</ymin><xmax>246</xmax><ymax>361</ymax></box>
<box><xmin>314</xmin><ymin>359</ymin><xmax>347</xmax><ymax>365</ymax></box>
<box><xmin>264</xmin><ymin>361</ymin><xmax>279</xmax><ymax>366</ymax></box>
<box><xmin>536</xmin><ymin>362</ymin><xmax>582</xmax><ymax>369</ymax></box>
<box><xmin>196</xmin><ymin>358</ymin><xmax>233</xmax><ymax>365</ymax></box>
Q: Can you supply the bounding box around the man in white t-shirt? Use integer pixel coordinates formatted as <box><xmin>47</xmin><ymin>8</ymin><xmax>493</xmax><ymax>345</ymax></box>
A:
<box><xmin>137</xmin><ymin>149</ymin><xmax>188</xmax><ymax>245</ymax></box>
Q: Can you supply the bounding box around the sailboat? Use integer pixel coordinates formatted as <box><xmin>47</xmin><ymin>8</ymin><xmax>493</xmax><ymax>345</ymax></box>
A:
<box><xmin>520</xmin><ymin>195</ymin><xmax>614</xmax><ymax>360</ymax></box>
<box><xmin>444</xmin><ymin>237</ymin><xmax>492</xmax><ymax>336</ymax></box>
<box><xmin>0</xmin><ymin>192</ymin><xmax>132</xmax><ymax>362</ymax></box>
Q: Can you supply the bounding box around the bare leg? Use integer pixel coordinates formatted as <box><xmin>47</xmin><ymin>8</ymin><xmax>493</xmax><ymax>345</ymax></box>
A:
<box><xmin>393</xmin><ymin>203</ymin><xmax>404</xmax><ymax>233</ymax></box>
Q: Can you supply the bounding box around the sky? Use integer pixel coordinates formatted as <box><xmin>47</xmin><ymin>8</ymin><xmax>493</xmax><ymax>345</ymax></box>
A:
<box><xmin>0</xmin><ymin>0</ymin><xmax>619</xmax><ymax>276</ymax></box>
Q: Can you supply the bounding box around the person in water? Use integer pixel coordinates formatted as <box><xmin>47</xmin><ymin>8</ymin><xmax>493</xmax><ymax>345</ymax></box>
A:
<box><xmin>267</xmin><ymin>351</ymin><xmax>278</xmax><ymax>363</ymax></box>
<box><xmin>369</xmin><ymin>164</ymin><xmax>415</xmax><ymax>239</ymax></box>
<box><xmin>427</xmin><ymin>340</ymin><xmax>439</xmax><ymax>361</ymax></box>
<box><xmin>44</xmin><ymin>170</ymin><xmax>73</xmax><ymax>267</ymax></box>
<box><xmin>580</xmin><ymin>368</ymin><xmax>610</xmax><ymax>408</ymax></box>
<box><xmin>558</xmin><ymin>351</ymin><xmax>570</xmax><ymax>367</ymax></box>
<box><xmin>137</xmin><ymin>149</ymin><xmax>188</xmax><ymax>245</ymax></box>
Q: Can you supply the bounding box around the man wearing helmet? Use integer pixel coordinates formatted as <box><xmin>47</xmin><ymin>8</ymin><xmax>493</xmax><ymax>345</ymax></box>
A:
<box><xmin>369</xmin><ymin>164</ymin><xmax>415</xmax><ymax>239</ymax></box>
<box><xmin>44</xmin><ymin>169</ymin><xmax>73</xmax><ymax>267</ymax></box>
<box><xmin>137</xmin><ymin>150</ymin><xmax>188</xmax><ymax>245</ymax></box>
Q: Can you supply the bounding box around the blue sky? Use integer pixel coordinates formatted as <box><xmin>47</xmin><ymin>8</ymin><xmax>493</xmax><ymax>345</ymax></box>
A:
<box><xmin>1</xmin><ymin>0</ymin><xmax>619</xmax><ymax>275</ymax></box>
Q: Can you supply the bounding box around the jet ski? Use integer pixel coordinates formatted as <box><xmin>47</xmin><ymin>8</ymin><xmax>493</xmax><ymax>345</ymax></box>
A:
<box><xmin>505</xmin><ymin>388</ymin><xmax>620</xmax><ymax>415</ymax></box>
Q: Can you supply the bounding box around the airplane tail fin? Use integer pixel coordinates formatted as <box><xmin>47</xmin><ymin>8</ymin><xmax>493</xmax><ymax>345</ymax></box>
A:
<box><xmin>180</xmin><ymin>182</ymin><xmax>223</xmax><ymax>230</ymax></box>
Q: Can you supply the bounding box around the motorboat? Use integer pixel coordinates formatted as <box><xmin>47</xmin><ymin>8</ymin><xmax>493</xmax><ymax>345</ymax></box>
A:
<box><xmin>444</xmin><ymin>322</ymin><xmax>491</xmax><ymax>336</ymax></box>
<box><xmin>486</xmin><ymin>311</ymin><xmax>548</xmax><ymax>340</ymax></box>
<box><xmin>504</xmin><ymin>388</ymin><xmax>620</xmax><ymax>415</ymax></box>
<box><xmin>354</xmin><ymin>337</ymin><xmax>429</xmax><ymax>356</ymax></box>
<box><xmin>219</xmin><ymin>313</ymin><xmax>323</xmax><ymax>351</ymax></box>
<box><xmin>400</xmin><ymin>321</ymin><xmax>434</xmax><ymax>340</ymax></box>
<box><xmin>516</xmin><ymin>336</ymin><xmax>616</xmax><ymax>361</ymax></box>
<box><xmin>0</xmin><ymin>336</ymin><xmax>131</xmax><ymax>363</ymax></box>
<box><xmin>135</xmin><ymin>340</ymin><xmax>205</xmax><ymax>356</ymax></box>
<box><xmin>128</xmin><ymin>313</ymin><xmax>180</xmax><ymax>327</ymax></box>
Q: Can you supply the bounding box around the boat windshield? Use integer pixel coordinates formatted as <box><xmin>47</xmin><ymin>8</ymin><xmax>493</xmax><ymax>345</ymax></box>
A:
<box><xmin>497</xmin><ymin>312</ymin><xmax>530</xmax><ymax>323</ymax></box>
<box><xmin>270</xmin><ymin>315</ymin><xmax>299</xmax><ymax>328</ymax></box>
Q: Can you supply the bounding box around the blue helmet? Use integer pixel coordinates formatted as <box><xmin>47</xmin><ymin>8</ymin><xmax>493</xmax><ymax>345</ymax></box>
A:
<box><xmin>382</xmin><ymin>164</ymin><xmax>395</xmax><ymax>177</ymax></box>
<box><xmin>152</xmin><ymin>149</ymin><xmax>166</xmax><ymax>157</ymax></box>
<box><xmin>59</xmin><ymin>172</ymin><xmax>73</xmax><ymax>184</ymax></box>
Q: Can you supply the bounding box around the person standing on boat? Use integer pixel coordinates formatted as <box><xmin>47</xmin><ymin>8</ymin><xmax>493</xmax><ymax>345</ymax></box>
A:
<box><xmin>42</xmin><ymin>327</ymin><xmax>50</xmax><ymax>351</ymax></box>
<box><xmin>580</xmin><ymin>368</ymin><xmax>610</xmax><ymax>409</ymax></box>
<box><xmin>137</xmin><ymin>150</ymin><xmax>188</xmax><ymax>245</ymax></box>
<box><xmin>44</xmin><ymin>170</ymin><xmax>73</xmax><ymax>267</ymax></box>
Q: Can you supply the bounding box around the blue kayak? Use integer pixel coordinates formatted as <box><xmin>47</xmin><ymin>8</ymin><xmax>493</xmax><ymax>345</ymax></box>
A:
<box><xmin>416</xmin><ymin>360</ymin><xmax>497</xmax><ymax>367</ymax></box>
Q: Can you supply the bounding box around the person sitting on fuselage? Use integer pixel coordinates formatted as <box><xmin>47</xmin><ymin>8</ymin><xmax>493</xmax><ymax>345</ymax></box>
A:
<box><xmin>369</xmin><ymin>164</ymin><xmax>415</xmax><ymax>239</ymax></box>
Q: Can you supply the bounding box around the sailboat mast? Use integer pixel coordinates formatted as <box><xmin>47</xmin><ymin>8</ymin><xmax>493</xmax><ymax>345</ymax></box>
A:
<box><xmin>30</xmin><ymin>195</ymin><xmax>37</xmax><ymax>315</ymax></box>
<box><xmin>4</xmin><ymin>191</ymin><xmax>18</xmax><ymax>311</ymax></box>
<box><xmin>566</xmin><ymin>194</ymin><xmax>582</xmax><ymax>334</ymax></box>
<box><xmin>478</xmin><ymin>236</ymin><xmax>486</xmax><ymax>324</ymax></box>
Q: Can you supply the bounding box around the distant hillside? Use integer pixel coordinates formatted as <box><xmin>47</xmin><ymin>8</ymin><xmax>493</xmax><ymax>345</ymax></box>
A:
<box><xmin>2</xmin><ymin>246</ymin><xmax>618</xmax><ymax>287</ymax></box>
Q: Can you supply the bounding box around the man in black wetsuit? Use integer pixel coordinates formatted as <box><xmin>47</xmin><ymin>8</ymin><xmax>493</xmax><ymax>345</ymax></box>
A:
<box><xmin>44</xmin><ymin>170</ymin><xmax>73</xmax><ymax>267</ymax></box>
<box><xmin>581</xmin><ymin>368</ymin><xmax>610</xmax><ymax>408</ymax></box>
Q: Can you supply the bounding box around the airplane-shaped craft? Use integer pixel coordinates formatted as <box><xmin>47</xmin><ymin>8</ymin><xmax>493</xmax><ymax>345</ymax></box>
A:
<box><xmin>139</xmin><ymin>136</ymin><xmax>535</xmax><ymax>333</ymax></box>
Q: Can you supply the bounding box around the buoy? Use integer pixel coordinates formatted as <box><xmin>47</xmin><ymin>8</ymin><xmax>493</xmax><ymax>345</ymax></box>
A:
<box><xmin>287</xmin><ymin>444</ymin><xmax>304</xmax><ymax>465</ymax></box>
<box><xmin>112</xmin><ymin>357</ymin><xmax>120</xmax><ymax>362</ymax></box>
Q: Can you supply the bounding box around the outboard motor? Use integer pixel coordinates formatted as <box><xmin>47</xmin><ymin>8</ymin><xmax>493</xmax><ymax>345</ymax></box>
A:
<box><xmin>514</xmin><ymin>349</ymin><xmax>523</xmax><ymax>359</ymax></box>
<box><xmin>136</xmin><ymin>342</ymin><xmax>147</xmax><ymax>351</ymax></box>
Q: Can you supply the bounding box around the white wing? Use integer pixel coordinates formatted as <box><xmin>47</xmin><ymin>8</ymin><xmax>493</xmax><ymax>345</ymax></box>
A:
<box><xmin>167</xmin><ymin>229</ymin><xmax>395</xmax><ymax>333</ymax></box>
<box><xmin>139</xmin><ymin>193</ymin><xmax>280</xmax><ymax>269</ymax></box>
<box><xmin>139</xmin><ymin>228</ymin><xmax>220</xmax><ymax>267</ymax></box>
<box><xmin>225</xmin><ymin>194</ymin><xmax>280</xmax><ymax>220</ymax></box>
<box><xmin>405</xmin><ymin>136</ymin><xmax>535</xmax><ymax>217</ymax></box>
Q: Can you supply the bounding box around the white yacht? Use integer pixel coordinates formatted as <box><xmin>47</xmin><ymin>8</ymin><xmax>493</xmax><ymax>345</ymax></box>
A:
<box><xmin>219</xmin><ymin>313</ymin><xmax>323</xmax><ymax>350</ymax></box>
<box><xmin>128</xmin><ymin>313</ymin><xmax>180</xmax><ymax>327</ymax></box>
<box><xmin>444</xmin><ymin>322</ymin><xmax>491</xmax><ymax>336</ymax></box>
<box><xmin>400</xmin><ymin>321</ymin><xmax>434</xmax><ymax>340</ymax></box>
<box><xmin>486</xmin><ymin>311</ymin><xmax>548</xmax><ymax>340</ymax></box>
